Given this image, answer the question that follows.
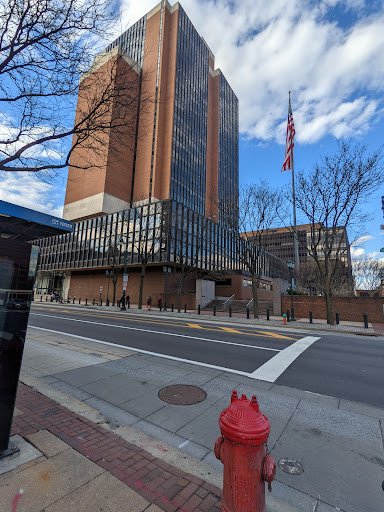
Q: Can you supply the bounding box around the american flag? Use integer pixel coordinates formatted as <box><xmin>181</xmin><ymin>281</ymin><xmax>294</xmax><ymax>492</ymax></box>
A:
<box><xmin>282</xmin><ymin>94</ymin><xmax>295</xmax><ymax>172</ymax></box>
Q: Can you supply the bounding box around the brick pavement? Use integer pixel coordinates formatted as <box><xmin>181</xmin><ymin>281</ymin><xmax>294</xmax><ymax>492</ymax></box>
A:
<box><xmin>11</xmin><ymin>383</ymin><xmax>222</xmax><ymax>512</ymax></box>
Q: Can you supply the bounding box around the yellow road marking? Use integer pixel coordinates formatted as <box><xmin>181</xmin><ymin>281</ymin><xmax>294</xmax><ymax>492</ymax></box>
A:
<box><xmin>219</xmin><ymin>327</ymin><xmax>244</xmax><ymax>334</ymax></box>
<box><xmin>32</xmin><ymin>306</ymin><xmax>298</xmax><ymax>341</ymax></box>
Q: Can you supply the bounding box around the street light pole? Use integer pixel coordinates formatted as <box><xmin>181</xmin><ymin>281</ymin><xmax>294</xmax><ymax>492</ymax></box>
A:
<box><xmin>286</xmin><ymin>260</ymin><xmax>296</xmax><ymax>321</ymax></box>
<box><xmin>163</xmin><ymin>266</ymin><xmax>171</xmax><ymax>311</ymax></box>
<box><xmin>119</xmin><ymin>236</ymin><xmax>128</xmax><ymax>311</ymax></box>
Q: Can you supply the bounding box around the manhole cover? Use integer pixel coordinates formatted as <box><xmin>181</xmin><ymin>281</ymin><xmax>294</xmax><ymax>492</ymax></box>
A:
<box><xmin>278</xmin><ymin>458</ymin><xmax>304</xmax><ymax>475</ymax></box>
<box><xmin>158</xmin><ymin>385</ymin><xmax>207</xmax><ymax>405</ymax></box>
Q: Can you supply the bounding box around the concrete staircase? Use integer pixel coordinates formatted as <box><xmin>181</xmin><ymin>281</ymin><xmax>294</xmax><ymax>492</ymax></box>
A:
<box><xmin>202</xmin><ymin>299</ymin><xmax>273</xmax><ymax>315</ymax></box>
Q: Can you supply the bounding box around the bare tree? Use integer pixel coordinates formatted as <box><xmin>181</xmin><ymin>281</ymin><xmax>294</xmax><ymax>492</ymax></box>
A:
<box><xmin>221</xmin><ymin>181</ymin><xmax>284</xmax><ymax>318</ymax></box>
<box><xmin>295</xmin><ymin>141</ymin><xmax>383</xmax><ymax>324</ymax></box>
<box><xmin>353</xmin><ymin>257</ymin><xmax>384</xmax><ymax>294</ymax></box>
<box><xmin>0</xmin><ymin>0</ymin><xmax>150</xmax><ymax>175</ymax></box>
<box><xmin>106</xmin><ymin>245</ymin><xmax>121</xmax><ymax>306</ymax></box>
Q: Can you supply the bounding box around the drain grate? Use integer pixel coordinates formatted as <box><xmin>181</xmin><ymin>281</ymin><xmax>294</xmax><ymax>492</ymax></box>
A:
<box><xmin>278</xmin><ymin>458</ymin><xmax>304</xmax><ymax>475</ymax></box>
<box><xmin>158</xmin><ymin>385</ymin><xmax>207</xmax><ymax>405</ymax></box>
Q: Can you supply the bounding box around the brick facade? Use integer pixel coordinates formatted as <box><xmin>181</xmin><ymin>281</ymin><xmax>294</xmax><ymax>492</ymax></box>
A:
<box><xmin>281</xmin><ymin>295</ymin><xmax>384</xmax><ymax>323</ymax></box>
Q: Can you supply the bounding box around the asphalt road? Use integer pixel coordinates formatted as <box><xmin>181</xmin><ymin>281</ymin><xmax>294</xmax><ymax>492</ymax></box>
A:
<box><xmin>28</xmin><ymin>304</ymin><xmax>384</xmax><ymax>408</ymax></box>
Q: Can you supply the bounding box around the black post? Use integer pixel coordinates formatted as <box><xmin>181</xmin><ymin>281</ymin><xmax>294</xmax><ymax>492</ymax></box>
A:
<box><xmin>184</xmin><ymin>304</ymin><xmax>187</xmax><ymax>313</ymax></box>
<box><xmin>100</xmin><ymin>298</ymin><xmax>102</xmax><ymax>307</ymax></box>
<box><xmin>79</xmin><ymin>298</ymin><xmax>81</xmax><ymax>305</ymax></box>
<box><xmin>364</xmin><ymin>313</ymin><xmax>368</xmax><ymax>329</ymax></box>
<box><xmin>40</xmin><ymin>295</ymin><xmax>42</xmax><ymax>302</ymax></box>
<box><xmin>106</xmin><ymin>298</ymin><xmax>109</xmax><ymax>306</ymax></box>
<box><xmin>291</xmin><ymin>307</ymin><xmax>295</xmax><ymax>321</ymax></box>
<box><xmin>198</xmin><ymin>304</ymin><xmax>200</xmax><ymax>315</ymax></box>
<box><xmin>213</xmin><ymin>305</ymin><xmax>216</xmax><ymax>316</ymax></box>
<box><xmin>267</xmin><ymin>308</ymin><xmax>270</xmax><ymax>321</ymax></box>
<box><xmin>309</xmin><ymin>311</ymin><xmax>313</xmax><ymax>324</ymax></box>
<box><xmin>172</xmin><ymin>304</ymin><xmax>174</xmax><ymax>312</ymax></box>
<box><xmin>247</xmin><ymin>307</ymin><xmax>249</xmax><ymax>319</ymax></box>
<box><xmin>229</xmin><ymin>306</ymin><xmax>232</xmax><ymax>317</ymax></box>
<box><xmin>287</xmin><ymin>309</ymin><xmax>290</xmax><ymax>322</ymax></box>
<box><xmin>93</xmin><ymin>298</ymin><xmax>95</xmax><ymax>305</ymax></box>
<box><xmin>72</xmin><ymin>297</ymin><xmax>75</xmax><ymax>304</ymax></box>
<box><xmin>85</xmin><ymin>298</ymin><xmax>88</xmax><ymax>306</ymax></box>
<box><xmin>336</xmin><ymin>312</ymin><xmax>339</xmax><ymax>325</ymax></box>
<box><xmin>164</xmin><ymin>300</ymin><xmax>166</xmax><ymax>311</ymax></box>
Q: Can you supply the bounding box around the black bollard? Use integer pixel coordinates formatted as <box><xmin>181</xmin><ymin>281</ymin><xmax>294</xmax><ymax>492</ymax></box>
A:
<box><xmin>198</xmin><ymin>304</ymin><xmax>200</xmax><ymax>315</ymax></box>
<box><xmin>247</xmin><ymin>307</ymin><xmax>249</xmax><ymax>319</ymax></box>
<box><xmin>40</xmin><ymin>296</ymin><xmax>42</xmax><ymax>302</ymax></box>
<box><xmin>85</xmin><ymin>298</ymin><xmax>88</xmax><ymax>306</ymax></box>
<box><xmin>46</xmin><ymin>296</ymin><xmax>48</xmax><ymax>302</ymax></box>
<box><xmin>267</xmin><ymin>308</ymin><xmax>270</xmax><ymax>321</ymax></box>
<box><xmin>100</xmin><ymin>299</ymin><xmax>102</xmax><ymax>307</ymax></box>
<box><xmin>106</xmin><ymin>298</ymin><xmax>109</xmax><ymax>306</ymax></box>
<box><xmin>184</xmin><ymin>304</ymin><xmax>187</xmax><ymax>313</ymax></box>
<box><xmin>213</xmin><ymin>305</ymin><xmax>216</xmax><ymax>316</ymax></box>
<box><xmin>336</xmin><ymin>312</ymin><xmax>339</xmax><ymax>325</ymax></box>
<box><xmin>364</xmin><ymin>313</ymin><xmax>368</xmax><ymax>329</ymax></box>
<box><xmin>309</xmin><ymin>311</ymin><xmax>313</xmax><ymax>324</ymax></box>
<box><xmin>72</xmin><ymin>297</ymin><xmax>75</xmax><ymax>304</ymax></box>
<box><xmin>229</xmin><ymin>306</ymin><xmax>232</xmax><ymax>317</ymax></box>
<box><xmin>79</xmin><ymin>298</ymin><xmax>81</xmax><ymax>305</ymax></box>
<box><xmin>171</xmin><ymin>303</ymin><xmax>174</xmax><ymax>312</ymax></box>
<box><xmin>93</xmin><ymin>298</ymin><xmax>95</xmax><ymax>305</ymax></box>
<box><xmin>286</xmin><ymin>309</ymin><xmax>290</xmax><ymax>322</ymax></box>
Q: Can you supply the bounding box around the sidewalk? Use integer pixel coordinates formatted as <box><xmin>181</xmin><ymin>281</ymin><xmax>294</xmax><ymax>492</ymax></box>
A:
<box><xmin>7</xmin><ymin>324</ymin><xmax>384</xmax><ymax>512</ymax></box>
<box><xmin>34</xmin><ymin>300</ymin><xmax>378</xmax><ymax>334</ymax></box>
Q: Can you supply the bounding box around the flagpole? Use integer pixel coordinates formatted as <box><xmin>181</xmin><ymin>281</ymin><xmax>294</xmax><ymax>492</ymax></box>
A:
<box><xmin>288</xmin><ymin>91</ymin><xmax>300</xmax><ymax>272</ymax></box>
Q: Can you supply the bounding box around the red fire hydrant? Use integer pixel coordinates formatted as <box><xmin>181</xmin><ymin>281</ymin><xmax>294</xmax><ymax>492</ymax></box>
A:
<box><xmin>215</xmin><ymin>390</ymin><xmax>276</xmax><ymax>512</ymax></box>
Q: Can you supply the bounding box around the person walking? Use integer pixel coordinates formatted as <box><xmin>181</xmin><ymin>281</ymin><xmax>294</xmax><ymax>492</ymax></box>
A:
<box><xmin>147</xmin><ymin>296</ymin><xmax>152</xmax><ymax>311</ymax></box>
<box><xmin>158</xmin><ymin>295</ymin><xmax>162</xmax><ymax>311</ymax></box>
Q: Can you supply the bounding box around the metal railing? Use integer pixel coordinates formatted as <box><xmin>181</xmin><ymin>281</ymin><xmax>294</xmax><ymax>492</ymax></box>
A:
<box><xmin>246</xmin><ymin>298</ymin><xmax>254</xmax><ymax>309</ymax></box>
<box><xmin>222</xmin><ymin>294</ymin><xmax>235</xmax><ymax>311</ymax></box>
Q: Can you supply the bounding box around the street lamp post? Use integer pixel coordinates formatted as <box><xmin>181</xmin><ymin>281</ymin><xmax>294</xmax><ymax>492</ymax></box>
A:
<box><xmin>286</xmin><ymin>260</ymin><xmax>296</xmax><ymax>321</ymax></box>
<box><xmin>163</xmin><ymin>266</ymin><xmax>171</xmax><ymax>310</ymax></box>
<box><xmin>105</xmin><ymin>270</ymin><xmax>113</xmax><ymax>306</ymax></box>
<box><xmin>118</xmin><ymin>236</ymin><xmax>128</xmax><ymax>311</ymax></box>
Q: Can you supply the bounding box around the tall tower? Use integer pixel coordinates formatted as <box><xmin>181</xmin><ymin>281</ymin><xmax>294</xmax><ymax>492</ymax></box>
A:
<box><xmin>63</xmin><ymin>1</ymin><xmax>239</xmax><ymax>225</ymax></box>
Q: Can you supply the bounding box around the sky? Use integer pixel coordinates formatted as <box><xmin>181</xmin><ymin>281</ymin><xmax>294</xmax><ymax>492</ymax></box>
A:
<box><xmin>1</xmin><ymin>0</ymin><xmax>384</xmax><ymax>259</ymax></box>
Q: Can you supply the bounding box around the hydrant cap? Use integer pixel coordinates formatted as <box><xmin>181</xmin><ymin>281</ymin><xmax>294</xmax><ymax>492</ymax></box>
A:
<box><xmin>219</xmin><ymin>392</ymin><xmax>270</xmax><ymax>445</ymax></box>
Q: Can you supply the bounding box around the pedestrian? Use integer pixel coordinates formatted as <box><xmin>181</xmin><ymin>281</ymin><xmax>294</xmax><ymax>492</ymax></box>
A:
<box><xmin>126</xmin><ymin>295</ymin><xmax>130</xmax><ymax>307</ymax></box>
<box><xmin>147</xmin><ymin>296</ymin><xmax>152</xmax><ymax>311</ymax></box>
<box><xmin>121</xmin><ymin>293</ymin><xmax>125</xmax><ymax>308</ymax></box>
<box><xmin>158</xmin><ymin>295</ymin><xmax>162</xmax><ymax>310</ymax></box>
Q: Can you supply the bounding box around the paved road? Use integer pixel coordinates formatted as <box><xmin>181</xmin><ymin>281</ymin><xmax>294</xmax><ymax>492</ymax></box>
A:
<box><xmin>29</xmin><ymin>304</ymin><xmax>384</xmax><ymax>408</ymax></box>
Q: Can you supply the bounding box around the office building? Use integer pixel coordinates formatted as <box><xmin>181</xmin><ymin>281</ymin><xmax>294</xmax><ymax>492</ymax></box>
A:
<box><xmin>35</xmin><ymin>2</ymin><xmax>287</xmax><ymax>305</ymax></box>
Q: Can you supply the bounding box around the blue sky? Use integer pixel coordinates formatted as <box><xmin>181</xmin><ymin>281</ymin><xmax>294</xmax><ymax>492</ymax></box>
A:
<box><xmin>1</xmin><ymin>0</ymin><xmax>384</xmax><ymax>257</ymax></box>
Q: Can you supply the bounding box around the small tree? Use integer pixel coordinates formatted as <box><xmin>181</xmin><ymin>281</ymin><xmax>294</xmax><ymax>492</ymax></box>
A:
<box><xmin>353</xmin><ymin>257</ymin><xmax>384</xmax><ymax>294</ymax></box>
<box><xmin>295</xmin><ymin>142</ymin><xmax>383</xmax><ymax>324</ymax></box>
<box><xmin>106</xmin><ymin>245</ymin><xmax>121</xmax><ymax>306</ymax></box>
<box><xmin>222</xmin><ymin>181</ymin><xmax>284</xmax><ymax>318</ymax></box>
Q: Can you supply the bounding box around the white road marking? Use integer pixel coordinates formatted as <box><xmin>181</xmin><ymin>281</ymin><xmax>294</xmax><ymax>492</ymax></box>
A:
<box><xmin>29</xmin><ymin>313</ymin><xmax>280</xmax><ymax>352</ymax></box>
<box><xmin>28</xmin><ymin>326</ymin><xmax>251</xmax><ymax>377</ymax></box>
<box><xmin>178</xmin><ymin>440</ymin><xmax>189</xmax><ymax>448</ymax></box>
<box><xmin>249</xmin><ymin>336</ymin><xmax>320</xmax><ymax>382</ymax></box>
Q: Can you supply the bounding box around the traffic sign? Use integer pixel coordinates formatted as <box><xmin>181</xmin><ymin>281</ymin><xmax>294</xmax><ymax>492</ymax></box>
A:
<box><xmin>99</xmin><ymin>286</ymin><xmax>103</xmax><ymax>292</ymax></box>
<box><xmin>123</xmin><ymin>274</ymin><xmax>128</xmax><ymax>282</ymax></box>
<box><xmin>123</xmin><ymin>285</ymin><xmax>127</xmax><ymax>291</ymax></box>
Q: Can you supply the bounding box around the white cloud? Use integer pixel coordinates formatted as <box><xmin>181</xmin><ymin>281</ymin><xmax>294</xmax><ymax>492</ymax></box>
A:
<box><xmin>352</xmin><ymin>234</ymin><xmax>375</xmax><ymax>245</ymax></box>
<box><xmin>351</xmin><ymin>246</ymin><xmax>365</xmax><ymax>257</ymax></box>
<box><xmin>115</xmin><ymin>0</ymin><xmax>384</xmax><ymax>143</ymax></box>
<box><xmin>0</xmin><ymin>174</ymin><xmax>63</xmax><ymax>218</ymax></box>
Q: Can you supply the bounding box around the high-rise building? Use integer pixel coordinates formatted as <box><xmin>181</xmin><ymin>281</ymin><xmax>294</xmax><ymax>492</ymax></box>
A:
<box><xmin>63</xmin><ymin>1</ymin><xmax>239</xmax><ymax>226</ymax></box>
<box><xmin>35</xmin><ymin>2</ymin><xmax>288</xmax><ymax>307</ymax></box>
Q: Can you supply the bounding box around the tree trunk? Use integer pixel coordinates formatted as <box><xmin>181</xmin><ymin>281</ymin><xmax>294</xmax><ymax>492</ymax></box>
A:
<box><xmin>112</xmin><ymin>278</ymin><xmax>117</xmax><ymax>306</ymax></box>
<box><xmin>252</xmin><ymin>274</ymin><xmax>259</xmax><ymax>319</ymax></box>
<box><xmin>324</xmin><ymin>287</ymin><xmax>334</xmax><ymax>325</ymax></box>
<box><xmin>138</xmin><ymin>263</ymin><xmax>146</xmax><ymax>309</ymax></box>
<box><xmin>177</xmin><ymin>284</ymin><xmax>182</xmax><ymax>312</ymax></box>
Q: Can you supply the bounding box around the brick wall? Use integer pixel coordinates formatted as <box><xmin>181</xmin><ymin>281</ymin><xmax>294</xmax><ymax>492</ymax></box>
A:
<box><xmin>281</xmin><ymin>295</ymin><xmax>384</xmax><ymax>323</ymax></box>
